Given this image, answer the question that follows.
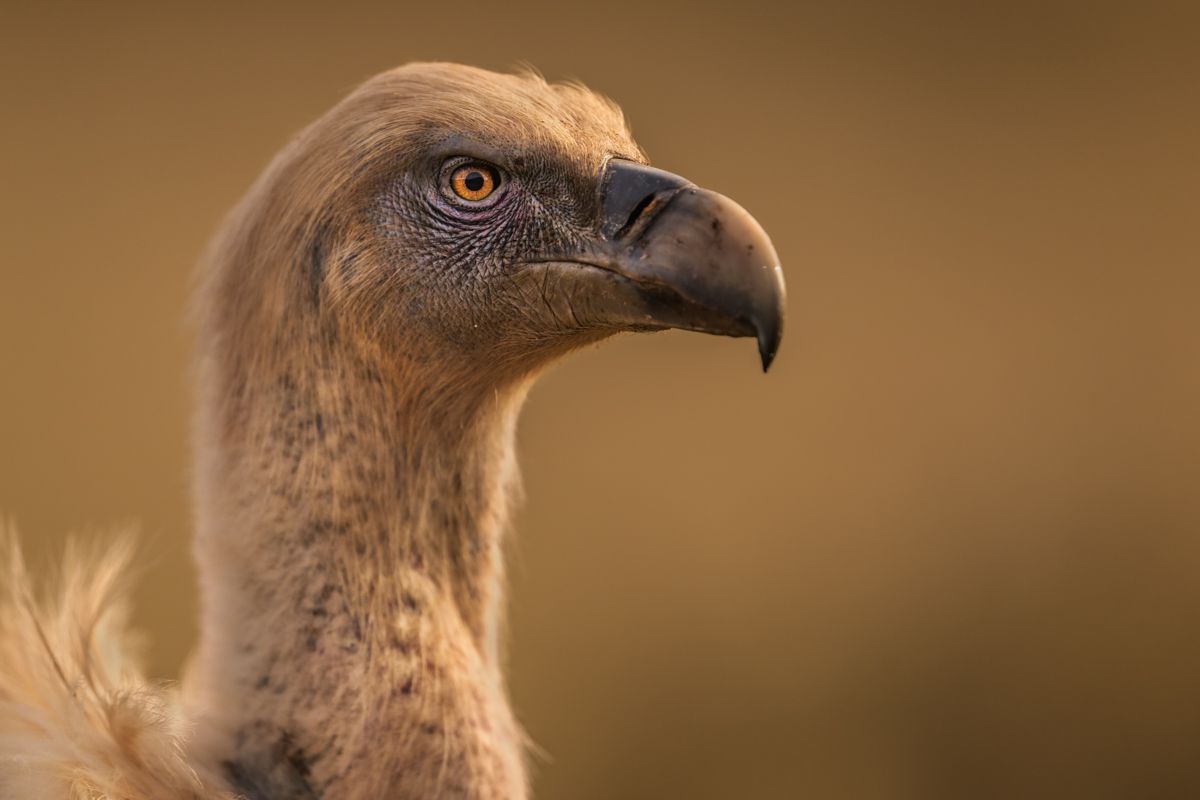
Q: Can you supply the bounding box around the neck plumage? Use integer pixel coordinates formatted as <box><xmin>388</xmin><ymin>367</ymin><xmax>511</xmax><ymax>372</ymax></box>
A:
<box><xmin>187</xmin><ymin>331</ymin><xmax>531</xmax><ymax>800</ymax></box>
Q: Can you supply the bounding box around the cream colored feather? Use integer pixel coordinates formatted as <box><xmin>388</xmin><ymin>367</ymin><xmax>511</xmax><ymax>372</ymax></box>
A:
<box><xmin>0</xmin><ymin>524</ymin><xmax>231</xmax><ymax>799</ymax></box>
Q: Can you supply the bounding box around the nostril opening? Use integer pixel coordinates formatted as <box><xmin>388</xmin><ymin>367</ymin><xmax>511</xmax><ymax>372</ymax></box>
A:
<box><xmin>599</xmin><ymin>159</ymin><xmax>690</xmax><ymax>240</ymax></box>
<box><xmin>614</xmin><ymin>193</ymin><xmax>659</xmax><ymax>240</ymax></box>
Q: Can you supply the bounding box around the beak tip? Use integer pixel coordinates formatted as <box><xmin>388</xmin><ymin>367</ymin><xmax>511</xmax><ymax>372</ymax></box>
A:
<box><xmin>756</xmin><ymin>322</ymin><xmax>782</xmax><ymax>373</ymax></box>
<box><xmin>755</xmin><ymin>266</ymin><xmax>786</xmax><ymax>373</ymax></box>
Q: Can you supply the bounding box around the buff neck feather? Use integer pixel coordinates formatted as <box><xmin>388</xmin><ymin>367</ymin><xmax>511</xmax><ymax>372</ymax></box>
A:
<box><xmin>186</xmin><ymin>331</ymin><xmax>533</xmax><ymax>799</ymax></box>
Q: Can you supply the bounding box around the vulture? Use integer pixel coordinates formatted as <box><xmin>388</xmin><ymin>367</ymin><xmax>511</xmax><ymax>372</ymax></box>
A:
<box><xmin>0</xmin><ymin>63</ymin><xmax>785</xmax><ymax>799</ymax></box>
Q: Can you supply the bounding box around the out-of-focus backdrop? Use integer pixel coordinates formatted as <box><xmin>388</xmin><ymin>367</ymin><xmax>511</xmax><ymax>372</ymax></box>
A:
<box><xmin>2</xmin><ymin>2</ymin><xmax>1197</xmax><ymax>797</ymax></box>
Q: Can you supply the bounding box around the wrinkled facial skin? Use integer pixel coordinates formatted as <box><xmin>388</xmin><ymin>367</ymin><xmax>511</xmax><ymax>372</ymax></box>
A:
<box><xmin>348</xmin><ymin>131</ymin><xmax>648</xmax><ymax>379</ymax></box>
<box><xmin>366</xmin><ymin>135</ymin><xmax>622</xmax><ymax>359</ymax></box>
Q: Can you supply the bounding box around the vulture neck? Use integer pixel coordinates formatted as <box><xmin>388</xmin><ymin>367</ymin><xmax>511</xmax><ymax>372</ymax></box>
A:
<box><xmin>190</xmin><ymin>331</ymin><xmax>531</xmax><ymax>798</ymax></box>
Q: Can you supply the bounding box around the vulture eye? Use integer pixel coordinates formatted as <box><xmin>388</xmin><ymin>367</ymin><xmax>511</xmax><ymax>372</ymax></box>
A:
<box><xmin>449</xmin><ymin>162</ymin><xmax>501</xmax><ymax>203</ymax></box>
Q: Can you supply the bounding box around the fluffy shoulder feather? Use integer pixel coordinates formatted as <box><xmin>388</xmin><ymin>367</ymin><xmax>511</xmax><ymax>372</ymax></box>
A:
<box><xmin>0</xmin><ymin>524</ymin><xmax>232</xmax><ymax>799</ymax></box>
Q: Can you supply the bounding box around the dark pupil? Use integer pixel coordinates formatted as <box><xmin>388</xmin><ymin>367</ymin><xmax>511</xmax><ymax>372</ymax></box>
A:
<box><xmin>464</xmin><ymin>171</ymin><xmax>486</xmax><ymax>192</ymax></box>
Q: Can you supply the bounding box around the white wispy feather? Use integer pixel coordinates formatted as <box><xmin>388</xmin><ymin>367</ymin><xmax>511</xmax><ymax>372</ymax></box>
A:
<box><xmin>0</xmin><ymin>523</ymin><xmax>231</xmax><ymax>799</ymax></box>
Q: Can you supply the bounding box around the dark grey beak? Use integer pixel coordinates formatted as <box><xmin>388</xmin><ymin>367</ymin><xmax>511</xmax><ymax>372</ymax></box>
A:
<box><xmin>596</xmin><ymin>158</ymin><xmax>786</xmax><ymax>371</ymax></box>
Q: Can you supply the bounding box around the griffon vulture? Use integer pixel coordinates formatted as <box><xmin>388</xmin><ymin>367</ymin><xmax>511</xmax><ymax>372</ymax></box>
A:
<box><xmin>0</xmin><ymin>62</ymin><xmax>785</xmax><ymax>799</ymax></box>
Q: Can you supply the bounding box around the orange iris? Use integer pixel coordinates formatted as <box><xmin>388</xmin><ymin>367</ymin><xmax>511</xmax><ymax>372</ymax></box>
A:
<box><xmin>450</xmin><ymin>164</ymin><xmax>498</xmax><ymax>202</ymax></box>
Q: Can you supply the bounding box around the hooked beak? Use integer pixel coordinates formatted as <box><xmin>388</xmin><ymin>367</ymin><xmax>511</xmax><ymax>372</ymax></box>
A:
<box><xmin>563</xmin><ymin>158</ymin><xmax>786</xmax><ymax>371</ymax></box>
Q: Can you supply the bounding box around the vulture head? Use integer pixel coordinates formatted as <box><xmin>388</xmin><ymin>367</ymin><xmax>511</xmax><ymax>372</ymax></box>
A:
<box><xmin>208</xmin><ymin>63</ymin><xmax>784</xmax><ymax>406</ymax></box>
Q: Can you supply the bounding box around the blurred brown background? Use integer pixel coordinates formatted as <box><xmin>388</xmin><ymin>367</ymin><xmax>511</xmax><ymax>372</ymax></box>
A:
<box><xmin>1</xmin><ymin>1</ymin><xmax>1198</xmax><ymax>797</ymax></box>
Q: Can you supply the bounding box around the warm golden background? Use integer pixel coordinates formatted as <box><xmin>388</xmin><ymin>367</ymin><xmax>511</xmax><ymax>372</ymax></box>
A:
<box><xmin>2</xmin><ymin>1</ymin><xmax>1197</xmax><ymax>797</ymax></box>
